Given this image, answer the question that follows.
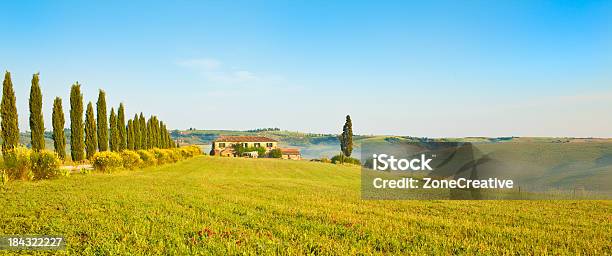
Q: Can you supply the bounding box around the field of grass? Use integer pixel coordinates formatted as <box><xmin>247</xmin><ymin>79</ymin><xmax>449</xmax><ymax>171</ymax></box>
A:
<box><xmin>1</xmin><ymin>156</ymin><xmax>610</xmax><ymax>254</ymax></box>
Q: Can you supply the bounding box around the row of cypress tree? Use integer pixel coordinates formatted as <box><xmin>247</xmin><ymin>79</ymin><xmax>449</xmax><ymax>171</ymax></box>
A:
<box><xmin>1</xmin><ymin>71</ymin><xmax>176</xmax><ymax>162</ymax></box>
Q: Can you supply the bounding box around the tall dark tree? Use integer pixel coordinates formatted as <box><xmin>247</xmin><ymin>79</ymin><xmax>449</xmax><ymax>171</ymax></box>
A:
<box><xmin>1</xmin><ymin>71</ymin><xmax>20</xmax><ymax>157</ymax></box>
<box><xmin>84</xmin><ymin>102</ymin><xmax>97</xmax><ymax>159</ymax></box>
<box><xmin>52</xmin><ymin>97</ymin><xmax>66</xmax><ymax>159</ymax></box>
<box><xmin>139</xmin><ymin>113</ymin><xmax>148</xmax><ymax>149</ymax></box>
<box><xmin>29</xmin><ymin>73</ymin><xmax>45</xmax><ymax>151</ymax></box>
<box><xmin>109</xmin><ymin>108</ymin><xmax>118</xmax><ymax>152</ymax></box>
<box><xmin>117</xmin><ymin>103</ymin><xmax>127</xmax><ymax>151</ymax></box>
<box><xmin>70</xmin><ymin>82</ymin><xmax>85</xmax><ymax>161</ymax></box>
<box><xmin>133</xmin><ymin>113</ymin><xmax>141</xmax><ymax>150</ymax></box>
<box><xmin>96</xmin><ymin>90</ymin><xmax>108</xmax><ymax>151</ymax></box>
<box><xmin>159</xmin><ymin>121</ymin><xmax>167</xmax><ymax>148</ymax></box>
<box><xmin>340</xmin><ymin>115</ymin><xmax>353</xmax><ymax>157</ymax></box>
<box><xmin>126</xmin><ymin>119</ymin><xmax>134</xmax><ymax>150</ymax></box>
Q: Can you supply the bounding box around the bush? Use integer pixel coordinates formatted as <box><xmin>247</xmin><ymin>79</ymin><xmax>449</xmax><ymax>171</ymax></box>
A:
<box><xmin>92</xmin><ymin>151</ymin><xmax>123</xmax><ymax>172</ymax></box>
<box><xmin>181</xmin><ymin>145</ymin><xmax>202</xmax><ymax>157</ymax></box>
<box><xmin>268</xmin><ymin>148</ymin><xmax>282</xmax><ymax>158</ymax></box>
<box><xmin>151</xmin><ymin>148</ymin><xmax>171</xmax><ymax>164</ymax></box>
<box><xmin>30</xmin><ymin>150</ymin><xmax>61</xmax><ymax>180</ymax></box>
<box><xmin>331</xmin><ymin>154</ymin><xmax>361</xmax><ymax>165</ymax></box>
<box><xmin>137</xmin><ymin>150</ymin><xmax>156</xmax><ymax>166</ymax></box>
<box><xmin>120</xmin><ymin>150</ymin><xmax>142</xmax><ymax>169</ymax></box>
<box><xmin>3</xmin><ymin>146</ymin><xmax>33</xmax><ymax>180</ymax></box>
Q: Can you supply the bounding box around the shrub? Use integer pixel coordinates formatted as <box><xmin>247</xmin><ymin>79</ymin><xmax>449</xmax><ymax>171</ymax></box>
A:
<box><xmin>92</xmin><ymin>151</ymin><xmax>123</xmax><ymax>172</ymax></box>
<box><xmin>181</xmin><ymin>145</ymin><xmax>202</xmax><ymax>157</ymax></box>
<box><xmin>268</xmin><ymin>148</ymin><xmax>282</xmax><ymax>158</ymax></box>
<box><xmin>151</xmin><ymin>148</ymin><xmax>171</xmax><ymax>164</ymax></box>
<box><xmin>137</xmin><ymin>150</ymin><xmax>156</xmax><ymax>166</ymax></box>
<box><xmin>331</xmin><ymin>154</ymin><xmax>361</xmax><ymax>165</ymax></box>
<box><xmin>4</xmin><ymin>146</ymin><xmax>33</xmax><ymax>180</ymax></box>
<box><xmin>30</xmin><ymin>150</ymin><xmax>61</xmax><ymax>180</ymax></box>
<box><xmin>166</xmin><ymin>149</ymin><xmax>181</xmax><ymax>163</ymax></box>
<box><xmin>120</xmin><ymin>150</ymin><xmax>142</xmax><ymax>169</ymax></box>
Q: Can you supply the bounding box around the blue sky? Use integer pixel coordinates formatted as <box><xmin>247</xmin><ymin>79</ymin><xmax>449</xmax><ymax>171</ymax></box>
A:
<box><xmin>1</xmin><ymin>0</ymin><xmax>611</xmax><ymax>137</ymax></box>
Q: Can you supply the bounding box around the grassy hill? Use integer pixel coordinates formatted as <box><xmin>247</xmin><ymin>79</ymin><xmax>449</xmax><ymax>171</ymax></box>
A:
<box><xmin>1</xmin><ymin>156</ymin><xmax>610</xmax><ymax>254</ymax></box>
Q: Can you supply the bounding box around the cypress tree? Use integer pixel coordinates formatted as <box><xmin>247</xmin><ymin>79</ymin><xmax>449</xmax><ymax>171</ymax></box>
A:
<box><xmin>117</xmin><ymin>103</ymin><xmax>127</xmax><ymax>151</ymax></box>
<box><xmin>159</xmin><ymin>122</ymin><xmax>167</xmax><ymax>148</ymax></box>
<box><xmin>133</xmin><ymin>113</ymin><xmax>141</xmax><ymax>150</ymax></box>
<box><xmin>340</xmin><ymin>115</ymin><xmax>353</xmax><ymax>157</ymax></box>
<box><xmin>69</xmin><ymin>82</ymin><xmax>85</xmax><ymax>161</ymax></box>
<box><xmin>84</xmin><ymin>102</ymin><xmax>97</xmax><ymax>159</ymax></box>
<box><xmin>1</xmin><ymin>71</ymin><xmax>20</xmax><ymax>158</ymax></box>
<box><xmin>139</xmin><ymin>113</ymin><xmax>148</xmax><ymax>149</ymax></box>
<box><xmin>29</xmin><ymin>73</ymin><xmax>45</xmax><ymax>151</ymax></box>
<box><xmin>96</xmin><ymin>90</ymin><xmax>108</xmax><ymax>151</ymax></box>
<box><xmin>109</xmin><ymin>108</ymin><xmax>118</xmax><ymax>152</ymax></box>
<box><xmin>52</xmin><ymin>97</ymin><xmax>66</xmax><ymax>159</ymax></box>
<box><xmin>127</xmin><ymin>119</ymin><xmax>134</xmax><ymax>150</ymax></box>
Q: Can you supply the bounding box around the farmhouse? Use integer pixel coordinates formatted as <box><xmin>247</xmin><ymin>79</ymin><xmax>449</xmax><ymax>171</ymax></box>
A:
<box><xmin>280</xmin><ymin>148</ymin><xmax>301</xmax><ymax>160</ymax></box>
<box><xmin>210</xmin><ymin>135</ymin><xmax>301</xmax><ymax>159</ymax></box>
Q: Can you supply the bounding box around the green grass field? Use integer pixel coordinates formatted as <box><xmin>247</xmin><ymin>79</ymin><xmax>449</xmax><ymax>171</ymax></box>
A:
<box><xmin>1</xmin><ymin>156</ymin><xmax>610</xmax><ymax>255</ymax></box>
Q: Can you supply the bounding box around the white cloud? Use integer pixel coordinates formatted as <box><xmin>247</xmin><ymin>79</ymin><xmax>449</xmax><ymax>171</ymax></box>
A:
<box><xmin>177</xmin><ymin>58</ymin><xmax>260</xmax><ymax>84</ymax></box>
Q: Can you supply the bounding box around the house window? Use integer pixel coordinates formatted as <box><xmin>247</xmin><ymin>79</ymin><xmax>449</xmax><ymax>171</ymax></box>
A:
<box><xmin>243</xmin><ymin>143</ymin><xmax>248</xmax><ymax>147</ymax></box>
<box><xmin>254</xmin><ymin>143</ymin><xmax>261</xmax><ymax>147</ymax></box>
<box><xmin>218</xmin><ymin>143</ymin><xmax>225</xmax><ymax>148</ymax></box>
<box><xmin>266</xmin><ymin>143</ymin><xmax>273</xmax><ymax>147</ymax></box>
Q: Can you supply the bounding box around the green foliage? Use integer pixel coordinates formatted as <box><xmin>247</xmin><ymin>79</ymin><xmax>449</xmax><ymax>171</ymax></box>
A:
<box><xmin>127</xmin><ymin>119</ymin><xmax>135</xmax><ymax>150</ymax></box>
<box><xmin>92</xmin><ymin>151</ymin><xmax>123</xmax><ymax>172</ymax></box>
<box><xmin>136</xmin><ymin>150</ymin><xmax>156</xmax><ymax>166</ymax></box>
<box><xmin>84</xmin><ymin>102</ymin><xmax>98</xmax><ymax>159</ymax></box>
<box><xmin>109</xmin><ymin>108</ymin><xmax>118</xmax><ymax>152</ymax></box>
<box><xmin>232</xmin><ymin>143</ymin><xmax>266</xmax><ymax>157</ymax></box>
<box><xmin>268</xmin><ymin>148</ymin><xmax>282</xmax><ymax>158</ymax></box>
<box><xmin>70</xmin><ymin>82</ymin><xmax>84</xmax><ymax>161</ymax></box>
<box><xmin>120</xmin><ymin>150</ymin><xmax>142</xmax><ymax>169</ymax></box>
<box><xmin>139</xmin><ymin>113</ymin><xmax>148</xmax><ymax>149</ymax></box>
<box><xmin>96</xmin><ymin>90</ymin><xmax>108</xmax><ymax>151</ymax></box>
<box><xmin>4</xmin><ymin>146</ymin><xmax>33</xmax><ymax>180</ymax></box>
<box><xmin>29</xmin><ymin>73</ymin><xmax>45</xmax><ymax>151</ymax></box>
<box><xmin>52</xmin><ymin>97</ymin><xmax>66</xmax><ymax>160</ymax></box>
<box><xmin>133</xmin><ymin>114</ymin><xmax>141</xmax><ymax>150</ymax></box>
<box><xmin>1</xmin><ymin>71</ymin><xmax>20</xmax><ymax>158</ymax></box>
<box><xmin>30</xmin><ymin>150</ymin><xmax>61</xmax><ymax>180</ymax></box>
<box><xmin>340</xmin><ymin>115</ymin><xmax>353</xmax><ymax>157</ymax></box>
<box><xmin>117</xmin><ymin>103</ymin><xmax>127</xmax><ymax>151</ymax></box>
<box><xmin>331</xmin><ymin>154</ymin><xmax>360</xmax><ymax>165</ymax></box>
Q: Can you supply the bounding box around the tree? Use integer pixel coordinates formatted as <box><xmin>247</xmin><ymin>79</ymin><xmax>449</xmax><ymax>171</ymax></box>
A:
<box><xmin>1</xmin><ymin>71</ymin><xmax>20</xmax><ymax>158</ymax></box>
<box><xmin>96</xmin><ymin>90</ymin><xmax>108</xmax><ymax>151</ymax></box>
<box><xmin>70</xmin><ymin>82</ymin><xmax>85</xmax><ymax>161</ymax></box>
<box><xmin>117</xmin><ymin>103</ymin><xmax>127</xmax><ymax>151</ymax></box>
<box><xmin>139</xmin><ymin>113</ymin><xmax>148</xmax><ymax>149</ymax></box>
<box><xmin>133</xmin><ymin>113</ymin><xmax>141</xmax><ymax>150</ymax></box>
<box><xmin>52</xmin><ymin>97</ymin><xmax>66</xmax><ymax>159</ymax></box>
<box><xmin>340</xmin><ymin>115</ymin><xmax>353</xmax><ymax>158</ymax></box>
<box><xmin>84</xmin><ymin>102</ymin><xmax>97</xmax><ymax>159</ymax></box>
<box><xmin>29</xmin><ymin>73</ymin><xmax>45</xmax><ymax>151</ymax></box>
<box><xmin>127</xmin><ymin>119</ymin><xmax>134</xmax><ymax>150</ymax></box>
<box><xmin>109</xmin><ymin>108</ymin><xmax>118</xmax><ymax>152</ymax></box>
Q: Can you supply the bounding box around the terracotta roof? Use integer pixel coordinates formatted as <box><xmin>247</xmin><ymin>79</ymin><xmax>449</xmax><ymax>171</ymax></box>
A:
<box><xmin>280</xmin><ymin>148</ymin><xmax>301</xmax><ymax>155</ymax></box>
<box><xmin>214</xmin><ymin>136</ymin><xmax>278</xmax><ymax>142</ymax></box>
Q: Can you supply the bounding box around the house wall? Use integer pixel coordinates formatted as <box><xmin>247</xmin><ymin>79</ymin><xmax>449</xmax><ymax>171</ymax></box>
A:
<box><xmin>213</xmin><ymin>141</ymin><xmax>278</xmax><ymax>152</ymax></box>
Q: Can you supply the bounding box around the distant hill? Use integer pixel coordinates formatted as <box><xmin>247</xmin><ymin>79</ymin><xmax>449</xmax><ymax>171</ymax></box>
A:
<box><xmin>170</xmin><ymin>129</ymin><xmax>612</xmax><ymax>159</ymax></box>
